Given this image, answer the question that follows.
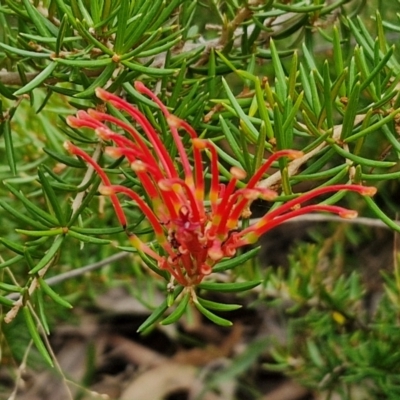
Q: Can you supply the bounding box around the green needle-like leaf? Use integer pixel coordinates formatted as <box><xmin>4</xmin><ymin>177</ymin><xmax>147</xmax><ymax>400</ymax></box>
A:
<box><xmin>198</xmin><ymin>280</ymin><xmax>262</xmax><ymax>293</ymax></box>
<box><xmin>55</xmin><ymin>58</ymin><xmax>112</xmax><ymax>67</ymax></box>
<box><xmin>270</xmin><ymin>39</ymin><xmax>287</xmax><ymax>101</ymax></box>
<box><xmin>67</xmin><ymin>230</ymin><xmax>111</xmax><ymax>244</ymax></box>
<box><xmin>29</xmin><ymin>235</ymin><xmax>64</xmax><ymax>275</ymax></box>
<box><xmin>55</xmin><ymin>14</ymin><xmax>69</xmax><ymax>57</ymax></box>
<box><xmin>75</xmin><ymin>63</ymin><xmax>117</xmax><ymax>99</ymax></box>
<box><xmin>0</xmin><ymin>255</ymin><xmax>25</xmax><ymax>270</ymax></box>
<box><xmin>3</xmin><ymin>183</ymin><xmax>57</xmax><ymax>226</ymax></box>
<box><xmin>37</xmin><ymin>167</ymin><xmax>66</xmax><ymax>226</ymax></box>
<box><xmin>340</xmin><ymin>81</ymin><xmax>361</xmax><ymax>140</ymax></box>
<box><xmin>35</xmin><ymin>289</ymin><xmax>50</xmax><ymax>335</ymax></box>
<box><xmin>365</xmin><ymin>197</ymin><xmax>400</xmax><ymax>233</ymax></box>
<box><xmin>137</xmin><ymin>286</ymin><xmax>184</xmax><ymax>332</ymax></box>
<box><xmin>0</xmin><ymin>296</ymin><xmax>14</xmax><ymax>307</ymax></box>
<box><xmin>222</xmin><ymin>78</ymin><xmax>259</xmax><ymax>143</ymax></box>
<box><xmin>332</xmin><ymin>144</ymin><xmax>396</xmax><ymax>168</ymax></box>
<box><xmin>22</xmin><ymin>0</ymin><xmax>53</xmax><ymax>38</ymax></box>
<box><xmin>194</xmin><ymin>301</ymin><xmax>232</xmax><ymax>326</ymax></box>
<box><xmin>15</xmin><ymin>228</ymin><xmax>64</xmax><ymax>237</ymax></box>
<box><xmin>38</xmin><ymin>278</ymin><xmax>72</xmax><ymax>309</ymax></box>
<box><xmin>161</xmin><ymin>291</ymin><xmax>190</xmax><ymax>325</ymax></box>
<box><xmin>121</xmin><ymin>60</ymin><xmax>176</xmax><ymax>76</ymax></box>
<box><xmin>219</xmin><ymin>116</ymin><xmax>245</xmax><ymax>166</ymax></box>
<box><xmin>3</xmin><ymin>119</ymin><xmax>16</xmax><ymax>175</ymax></box>
<box><xmin>114</xmin><ymin>0</ymin><xmax>129</xmax><ymax>53</ymax></box>
<box><xmin>43</xmin><ymin>148</ymin><xmax>85</xmax><ymax>168</ymax></box>
<box><xmin>23</xmin><ymin>306</ymin><xmax>54</xmax><ymax>367</ymax></box>
<box><xmin>213</xmin><ymin>247</ymin><xmax>260</xmax><ymax>273</ymax></box>
<box><xmin>14</xmin><ymin>63</ymin><xmax>57</xmax><ymax>96</ymax></box>
<box><xmin>0</xmin><ymin>42</ymin><xmax>51</xmax><ymax>59</ymax></box>
<box><xmin>197</xmin><ymin>297</ymin><xmax>242</xmax><ymax>311</ymax></box>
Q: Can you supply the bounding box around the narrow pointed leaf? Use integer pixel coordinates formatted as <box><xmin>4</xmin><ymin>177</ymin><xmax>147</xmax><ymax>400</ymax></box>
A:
<box><xmin>75</xmin><ymin>62</ymin><xmax>117</xmax><ymax>98</ymax></box>
<box><xmin>213</xmin><ymin>247</ymin><xmax>260</xmax><ymax>272</ymax></box>
<box><xmin>38</xmin><ymin>167</ymin><xmax>66</xmax><ymax>225</ymax></box>
<box><xmin>197</xmin><ymin>298</ymin><xmax>242</xmax><ymax>311</ymax></box>
<box><xmin>29</xmin><ymin>235</ymin><xmax>64</xmax><ymax>274</ymax></box>
<box><xmin>222</xmin><ymin>78</ymin><xmax>259</xmax><ymax>143</ymax></box>
<box><xmin>43</xmin><ymin>148</ymin><xmax>86</xmax><ymax>168</ymax></box>
<box><xmin>4</xmin><ymin>182</ymin><xmax>59</xmax><ymax>226</ymax></box>
<box><xmin>15</xmin><ymin>228</ymin><xmax>64</xmax><ymax>237</ymax></box>
<box><xmin>39</xmin><ymin>278</ymin><xmax>72</xmax><ymax>309</ymax></box>
<box><xmin>0</xmin><ymin>42</ymin><xmax>51</xmax><ymax>59</ymax></box>
<box><xmin>3</xmin><ymin>119</ymin><xmax>16</xmax><ymax>175</ymax></box>
<box><xmin>14</xmin><ymin>63</ymin><xmax>57</xmax><ymax>95</ymax></box>
<box><xmin>55</xmin><ymin>57</ymin><xmax>112</xmax><ymax>67</ymax></box>
<box><xmin>137</xmin><ymin>287</ymin><xmax>184</xmax><ymax>332</ymax></box>
<box><xmin>35</xmin><ymin>289</ymin><xmax>50</xmax><ymax>335</ymax></box>
<box><xmin>55</xmin><ymin>14</ymin><xmax>69</xmax><ymax>56</ymax></box>
<box><xmin>22</xmin><ymin>0</ymin><xmax>53</xmax><ymax>38</ymax></box>
<box><xmin>67</xmin><ymin>230</ymin><xmax>111</xmax><ymax>244</ymax></box>
<box><xmin>332</xmin><ymin>144</ymin><xmax>396</xmax><ymax>167</ymax></box>
<box><xmin>161</xmin><ymin>291</ymin><xmax>190</xmax><ymax>325</ymax></box>
<box><xmin>0</xmin><ymin>255</ymin><xmax>25</xmax><ymax>270</ymax></box>
<box><xmin>194</xmin><ymin>301</ymin><xmax>232</xmax><ymax>326</ymax></box>
<box><xmin>23</xmin><ymin>306</ymin><xmax>54</xmax><ymax>367</ymax></box>
<box><xmin>0</xmin><ymin>296</ymin><xmax>14</xmax><ymax>307</ymax></box>
<box><xmin>198</xmin><ymin>280</ymin><xmax>261</xmax><ymax>293</ymax></box>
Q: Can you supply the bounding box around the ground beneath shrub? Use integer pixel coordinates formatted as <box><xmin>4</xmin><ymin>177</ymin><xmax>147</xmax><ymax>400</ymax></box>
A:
<box><xmin>0</xmin><ymin>221</ymin><xmax>394</xmax><ymax>400</ymax></box>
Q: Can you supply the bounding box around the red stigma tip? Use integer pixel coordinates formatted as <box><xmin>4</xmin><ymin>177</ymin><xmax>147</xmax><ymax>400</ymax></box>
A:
<box><xmin>230</xmin><ymin>166</ymin><xmax>247</xmax><ymax>180</ymax></box>
<box><xmin>158</xmin><ymin>179</ymin><xmax>173</xmax><ymax>191</ymax></box>
<box><xmin>339</xmin><ymin>210</ymin><xmax>358</xmax><ymax>219</ymax></box>
<box><xmin>360</xmin><ymin>186</ymin><xmax>377</xmax><ymax>196</ymax></box>
<box><xmin>192</xmin><ymin>138</ymin><xmax>207</xmax><ymax>149</ymax></box>
<box><xmin>104</xmin><ymin>147</ymin><xmax>122</xmax><ymax>158</ymax></box>
<box><xmin>98</xmin><ymin>185</ymin><xmax>114</xmax><ymax>196</ymax></box>
<box><xmin>200</xmin><ymin>264</ymin><xmax>212</xmax><ymax>275</ymax></box>
<box><xmin>95</xmin><ymin>127</ymin><xmax>111</xmax><ymax>140</ymax></box>
<box><xmin>208</xmin><ymin>246</ymin><xmax>224</xmax><ymax>261</ymax></box>
<box><xmin>66</xmin><ymin>116</ymin><xmax>78</xmax><ymax>128</ymax></box>
<box><xmin>167</xmin><ymin>114</ymin><xmax>182</xmax><ymax>129</ymax></box>
<box><xmin>95</xmin><ymin>87</ymin><xmax>108</xmax><ymax>100</ymax></box>
<box><xmin>287</xmin><ymin>150</ymin><xmax>304</xmax><ymax>159</ymax></box>
<box><xmin>261</xmin><ymin>189</ymin><xmax>278</xmax><ymax>201</ymax></box>
<box><xmin>242</xmin><ymin>189</ymin><xmax>260</xmax><ymax>200</ymax></box>
<box><xmin>63</xmin><ymin>141</ymin><xmax>73</xmax><ymax>152</ymax></box>
<box><xmin>130</xmin><ymin>161</ymin><xmax>147</xmax><ymax>172</ymax></box>
<box><xmin>134</xmin><ymin>81</ymin><xmax>146</xmax><ymax>92</ymax></box>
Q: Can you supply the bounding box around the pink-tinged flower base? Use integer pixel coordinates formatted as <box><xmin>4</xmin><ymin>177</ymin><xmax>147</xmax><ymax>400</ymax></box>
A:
<box><xmin>65</xmin><ymin>83</ymin><xmax>377</xmax><ymax>287</ymax></box>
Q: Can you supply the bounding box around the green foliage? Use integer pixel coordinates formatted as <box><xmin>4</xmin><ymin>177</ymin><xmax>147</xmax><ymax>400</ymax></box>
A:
<box><xmin>0</xmin><ymin>0</ymin><xmax>400</xmax><ymax>397</ymax></box>
<box><xmin>263</xmin><ymin>242</ymin><xmax>400</xmax><ymax>397</ymax></box>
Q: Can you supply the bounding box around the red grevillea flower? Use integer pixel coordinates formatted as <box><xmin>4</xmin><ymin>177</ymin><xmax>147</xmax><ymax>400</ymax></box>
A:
<box><xmin>64</xmin><ymin>82</ymin><xmax>376</xmax><ymax>288</ymax></box>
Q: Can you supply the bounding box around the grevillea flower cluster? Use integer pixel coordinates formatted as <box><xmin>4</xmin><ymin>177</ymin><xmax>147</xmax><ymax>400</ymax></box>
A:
<box><xmin>65</xmin><ymin>82</ymin><xmax>376</xmax><ymax>288</ymax></box>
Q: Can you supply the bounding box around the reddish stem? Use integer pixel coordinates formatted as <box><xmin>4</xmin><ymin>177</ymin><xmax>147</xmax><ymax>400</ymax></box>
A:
<box><xmin>95</xmin><ymin>88</ymin><xmax>177</xmax><ymax>179</ymax></box>
<box><xmin>64</xmin><ymin>142</ymin><xmax>127</xmax><ymax>227</ymax></box>
<box><xmin>159</xmin><ymin>178</ymin><xmax>202</xmax><ymax>223</ymax></box>
<box><xmin>101</xmin><ymin>184</ymin><xmax>175</xmax><ymax>256</ymax></box>
<box><xmin>134</xmin><ymin>83</ymin><xmax>194</xmax><ymax>188</ymax></box>
<box><xmin>193</xmin><ymin>139</ymin><xmax>220</xmax><ymax>213</ymax></box>
<box><xmin>89</xmin><ymin>111</ymin><xmax>164</xmax><ymax>176</ymax></box>
<box><xmin>169</xmin><ymin>116</ymin><xmax>204</xmax><ymax>203</ymax></box>
<box><xmin>237</xmin><ymin>204</ymin><xmax>357</xmax><ymax>245</ymax></box>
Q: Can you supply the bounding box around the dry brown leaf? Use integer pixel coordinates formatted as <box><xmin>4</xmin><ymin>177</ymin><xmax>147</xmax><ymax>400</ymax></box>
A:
<box><xmin>107</xmin><ymin>334</ymin><xmax>167</xmax><ymax>368</ymax></box>
<box><xmin>262</xmin><ymin>380</ymin><xmax>309</xmax><ymax>400</ymax></box>
<box><xmin>119</xmin><ymin>362</ymin><xmax>197</xmax><ymax>400</ymax></box>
